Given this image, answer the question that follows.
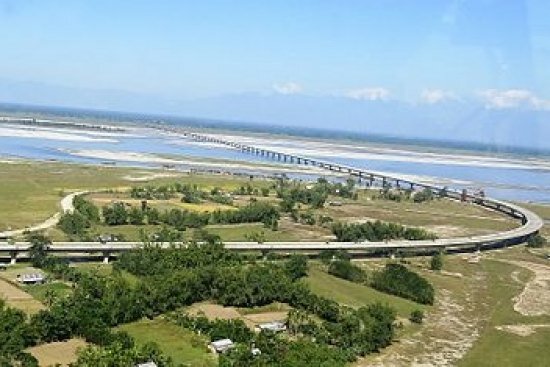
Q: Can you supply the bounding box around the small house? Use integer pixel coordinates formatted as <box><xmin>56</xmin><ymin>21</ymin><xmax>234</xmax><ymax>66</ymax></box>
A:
<box><xmin>98</xmin><ymin>234</ymin><xmax>114</xmax><ymax>243</ymax></box>
<box><xmin>210</xmin><ymin>339</ymin><xmax>235</xmax><ymax>353</ymax></box>
<box><xmin>135</xmin><ymin>362</ymin><xmax>157</xmax><ymax>367</ymax></box>
<box><xmin>17</xmin><ymin>273</ymin><xmax>46</xmax><ymax>285</ymax></box>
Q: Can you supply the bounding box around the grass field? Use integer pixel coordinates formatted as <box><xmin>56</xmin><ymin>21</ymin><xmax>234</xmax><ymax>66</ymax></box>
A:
<box><xmin>0</xmin><ymin>161</ymin><xmax>269</xmax><ymax>232</ymax></box>
<box><xmin>323</xmin><ymin>194</ymin><xmax>518</xmax><ymax>237</ymax></box>
<box><xmin>73</xmin><ymin>262</ymin><xmax>139</xmax><ymax>285</ymax></box>
<box><xmin>0</xmin><ymin>161</ymin><xmax>523</xmax><ymax>243</ymax></box>
<box><xmin>458</xmin><ymin>257</ymin><xmax>550</xmax><ymax>367</ymax></box>
<box><xmin>306</xmin><ymin>266</ymin><xmax>426</xmax><ymax>318</ymax></box>
<box><xmin>24</xmin><ymin>282</ymin><xmax>72</xmax><ymax>303</ymax></box>
<box><xmin>119</xmin><ymin>318</ymin><xmax>217</xmax><ymax>367</ymax></box>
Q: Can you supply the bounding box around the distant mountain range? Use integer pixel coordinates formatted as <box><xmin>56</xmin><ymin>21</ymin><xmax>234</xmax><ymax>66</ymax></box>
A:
<box><xmin>1</xmin><ymin>78</ymin><xmax>549</xmax><ymax>152</ymax></box>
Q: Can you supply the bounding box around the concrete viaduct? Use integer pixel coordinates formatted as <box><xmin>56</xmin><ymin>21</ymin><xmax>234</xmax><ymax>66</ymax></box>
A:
<box><xmin>0</xmin><ymin>127</ymin><xmax>544</xmax><ymax>263</ymax></box>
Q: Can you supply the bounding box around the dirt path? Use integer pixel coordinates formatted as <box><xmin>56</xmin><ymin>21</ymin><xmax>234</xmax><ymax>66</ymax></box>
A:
<box><xmin>501</xmin><ymin>260</ymin><xmax>550</xmax><ymax>316</ymax></box>
<box><xmin>0</xmin><ymin>190</ymin><xmax>86</xmax><ymax>238</ymax></box>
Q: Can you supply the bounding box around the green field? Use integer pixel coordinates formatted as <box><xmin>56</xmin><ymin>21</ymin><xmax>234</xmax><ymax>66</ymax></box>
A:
<box><xmin>118</xmin><ymin>318</ymin><xmax>217</xmax><ymax>367</ymax></box>
<box><xmin>306</xmin><ymin>266</ymin><xmax>427</xmax><ymax>317</ymax></box>
<box><xmin>23</xmin><ymin>282</ymin><xmax>72</xmax><ymax>303</ymax></box>
<box><xmin>0</xmin><ymin>161</ymin><xmax>523</xmax><ymax>243</ymax></box>
<box><xmin>73</xmin><ymin>262</ymin><xmax>140</xmax><ymax>285</ymax></box>
<box><xmin>0</xmin><ymin>161</ymin><xmax>269</xmax><ymax>232</ymax></box>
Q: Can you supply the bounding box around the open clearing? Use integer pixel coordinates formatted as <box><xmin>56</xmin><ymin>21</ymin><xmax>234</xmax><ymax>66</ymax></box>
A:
<box><xmin>0</xmin><ymin>161</ymin><xmax>267</xmax><ymax>232</ymax></box>
<box><xmin>119</xmin><ymin>318</ymin><xmax>216</xmax><ymax>367</ymax></box>
<box><xmin>0</xmin><ymin>265</ymin><xmax>46</xmax><ymax>314</ymax></box>
<box><xmin>186</xmin><ymin>301</ymin><xmax>289</xmax><ymax>329</ymax></box>
<box><xmin>26</xmin><ymin>339</ymin><xmax>88</xmax><ymax>367</ymax></box>
<box><xmin>306</xmin><ymin>266</ymin><xmax>427</xmax><ymax>318</ymax></box>
<box><xmin>0</xmin><ymin>161</ymin><xmax>520</xmax><ymax>242</ymax></box>
<box><xmin>0</xmin><ymin>278</ymin><xmax>45</xmax><ymax>314</ymax></box>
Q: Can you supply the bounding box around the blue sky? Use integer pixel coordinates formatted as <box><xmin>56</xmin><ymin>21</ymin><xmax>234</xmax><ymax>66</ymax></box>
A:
<box><xmin>1</xmin><ymin>0</ymin><xmax>550</xmax><ymax>148</ymax></box>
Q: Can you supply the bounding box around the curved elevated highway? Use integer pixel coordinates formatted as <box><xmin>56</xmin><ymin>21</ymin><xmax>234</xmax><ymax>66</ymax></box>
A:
<box><xmin>0</xmin><ymin>129</ymin><xmax>544</xmax><ymax>262</ymax></box>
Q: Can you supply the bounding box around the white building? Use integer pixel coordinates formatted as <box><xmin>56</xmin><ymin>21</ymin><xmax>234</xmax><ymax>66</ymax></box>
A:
<box><xmin>256</xmin><ymin>321</ymin><xmax>287</xmax><ymax>333</ymax></box>
<box><xmin>210</xmin><ymin>339</ymin><xmax>235</xmax><ymax>353</ymax></box>
<box><xmin>17</xmin><ymin>273</ymin><xmax>46</xmax><ymax>285</ymax></box>
<box><xmin>135</xmin><ymin>362</ymin><xmax>157</xmax><ymax>367</ymax></box>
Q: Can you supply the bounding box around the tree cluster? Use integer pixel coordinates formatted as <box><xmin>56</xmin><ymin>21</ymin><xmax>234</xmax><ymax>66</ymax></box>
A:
<box><xmin>371</xmin><ymin>263</ymin><xmax>435</xmax><ymax>305</ymax></box>
<box><xmin>332</xmin><ymin>220</ymin><xmax>437</xmax><ymax>242</ymax></box>
<box><xmin>57</xmin><ymin>196</ymin><xmax>100</xmax><ymax>237</ymax></box>
<box><xmin>100</xmin><ymin>201</ymin><xmax>280</xmax><ymax>231</ymax></box>
<box><xmin>328</xmin><ymin>260</ymin><xmax>367</xmax><ymax>283</ymax></box>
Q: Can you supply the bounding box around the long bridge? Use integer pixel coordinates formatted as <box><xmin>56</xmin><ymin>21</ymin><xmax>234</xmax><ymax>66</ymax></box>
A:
<box><xmin>0</xmin><ymin>127</ymin><xmax>544</xmax><ymax>263</ymax></box>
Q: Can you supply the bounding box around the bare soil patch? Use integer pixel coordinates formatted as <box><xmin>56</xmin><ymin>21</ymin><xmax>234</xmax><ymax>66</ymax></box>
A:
<box><xmin>242</xmin><ymin>311</ymin><xmax>288</xmax><ymax>324</ymax></box>
<box><xmin>0</xmin><ymin>278</ymin><xmax>45</xmax><ymax>314</ymax></box>
<box><xmin>187</xmin><ymin>302</ymin><xmax>288</xmax><ymax>329</ymax></box>
<box><xmin>123</xmin><ymin>172</ymin><xmax>182</xmax><ymax>182</ymax></box>
<box><xmin>26</xmin><ymin>339</ymin><xmax>87</xmax><ymax>367</ymax></box>
<box><xmin>495</xmin><ymin>324</ymin><xmax>550</xmax><ymax>337</ymax></box>
<box><xmin>502</xmin><ymin>260</ymin><xmax>550</xmax><ymax>316</ymax></box>
<box><xmin>187</xmin><ymin>302</ymin><xmax>242</xmax><ymax>320</ymax></box>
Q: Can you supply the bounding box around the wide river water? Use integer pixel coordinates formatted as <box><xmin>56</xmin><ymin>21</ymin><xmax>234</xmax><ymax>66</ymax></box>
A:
<box><xmin>1</xmin><ymin>123</ymin><xmax>550</xmax><ymax>203</ymax></box>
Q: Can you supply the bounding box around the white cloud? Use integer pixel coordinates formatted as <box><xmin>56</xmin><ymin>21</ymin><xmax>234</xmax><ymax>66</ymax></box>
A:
<box><xmin>479</xmin><ymin>89</ymin><xmax>550</xmax><ymax>110</ymax></box>
<box><xmin>272</xmin><ymin>82</ymin><xmax>303</xmax><ymax>95</ymax></box>
<box><xmin>345</xmin><ymin>87</ymin><xmax>390</xmax><ymax>101</ymax></box>
<box><xmin>420</xmin><ymin>89</ymin><xmax>457</xmax><ymax>104</ymax></box>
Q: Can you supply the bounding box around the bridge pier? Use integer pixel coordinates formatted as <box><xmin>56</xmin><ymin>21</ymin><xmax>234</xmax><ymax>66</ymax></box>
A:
<box><xmin>103</xmin><ymin>252</ymin><xmax>111</xmax><ymax>264</ymax></box>
<box><xmin>10</xmin><ymin>253</ymin><xmax>17</xmax><ymax>265</ymax></box>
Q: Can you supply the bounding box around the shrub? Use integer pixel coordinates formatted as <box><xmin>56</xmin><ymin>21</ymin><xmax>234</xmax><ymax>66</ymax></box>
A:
<box><xmin>527</xmin><ymin>234</ymin><xmax>547</xmax><ymax>248</ymax></box>
<box><xmin>409</xmin><ymin>309</ymin><xmax>424</xmax><ymax>324</ymax></box>
<box><xmin>430</xmin><ymin>251</ymin><xmax>444</xmax><ymax>271</ymax></box>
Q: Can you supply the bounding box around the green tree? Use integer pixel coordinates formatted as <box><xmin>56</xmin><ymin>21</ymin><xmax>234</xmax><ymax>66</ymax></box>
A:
<box><xmin>285</xmin><ymin>255</ymin><xmax>308</xmax><ymax>280</ymax></box>
<box><xmin>58</xmin><ymin>211</ymin><xmax>90</xmax><ymax>236</ymax></box>
<box><xmin>102</xmin><ymin>203</ymin><xmax>128</xmax><ymax>225</ymax></box>
<box><xmin>128</xmin><ymin>207</ymin><xmax>145</xmax><ymax>225</ymax></box>
<box><xmin>26</xmin><ymin>233</ymin><xmax>51</xmax><ymax>267</ymax></box>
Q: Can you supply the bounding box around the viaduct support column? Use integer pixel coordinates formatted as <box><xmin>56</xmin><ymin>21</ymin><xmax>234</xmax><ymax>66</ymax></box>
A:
<box><xmin>10</xmin><ymin>252</ymin><xmax>17</xmax><ymax>265</ymax></box>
